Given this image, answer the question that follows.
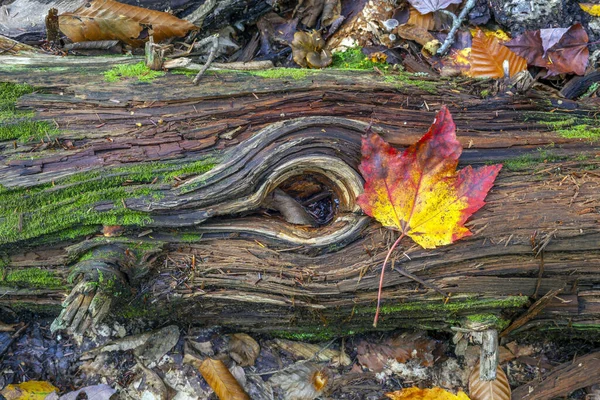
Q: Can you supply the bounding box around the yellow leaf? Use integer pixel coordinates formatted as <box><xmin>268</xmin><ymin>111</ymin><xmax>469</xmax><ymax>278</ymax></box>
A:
<box><xmin>0</xmin><ymin>380</ymin><xmax>59</xmax><ymax>400</ymax></box>
<box><xmin>386</xmin><ymin>387</ymin><xmax>471</xmax><ymax>400</ymax></box>
<box><xmin>198</xmin><ymin>358</ymin><xmax>250</xmax><ymax>400</ymax></box>
<box><xmin>468</xmin><ymin>27</ymin><xmax>511</xmax><ymax>42</ymax></box>
<box><xmin>580</xmin><ymin>3</ymin><xmax>600</xmax><ymax>17</ymax></box>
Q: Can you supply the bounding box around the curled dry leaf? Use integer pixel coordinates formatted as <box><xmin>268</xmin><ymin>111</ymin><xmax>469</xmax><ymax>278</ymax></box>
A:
<box><xmin>468</xmin><ymin>363</ymin><xmax>511</xmax><ymax>400</ymax></box>
<box><xmin>199</xmin><ymin>358</ymin><xmax>250</xmax><ymax>400</ymax></box>
<box><xmin>395</xmin><ymin>24</ymin><xmax>436</xmax><ymax>46</ymax></box>
<box><xmin>269</xmin><ymin>363</ymin><xmax>330</xmax><ymax>400</ymax></box>
<box><xmin>228</xmin><ymin>333</ymin><xmax>260</xmax><ymax>367</ymax></box>
<box><xmin>386</xmin><ymin>387</ymin><xmax>471</xmax><ymax>400</ymax></box>
<box><xmin>291</xmin><ymin>30</ymin><xmax>332</xmax><ymax>68</ymax></box>
<box><xmin>469</xmin><ymin>29</ymin><xmax>527</xmax><ymax>78</ymax></box>
<box><xmin>58</xmin><ymin>0</ymin><xmax>197</xmax><ymax>47</ymax></box>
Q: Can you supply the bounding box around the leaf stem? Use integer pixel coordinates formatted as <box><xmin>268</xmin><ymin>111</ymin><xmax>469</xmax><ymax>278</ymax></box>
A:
<box><xmin>373</xmin><ymin>232</ymin><xmax>405</xmax><ymax>327</ymax></box>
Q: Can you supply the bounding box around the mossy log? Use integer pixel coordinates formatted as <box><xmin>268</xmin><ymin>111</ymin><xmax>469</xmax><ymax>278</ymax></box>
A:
<box><xmin>1</xmin><ymin>55</ymin><xmax>600</xmax><ymax>338</ymax></box>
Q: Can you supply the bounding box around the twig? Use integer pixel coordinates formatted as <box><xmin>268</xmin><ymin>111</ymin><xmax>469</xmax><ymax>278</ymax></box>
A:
<box><xmin>436</xmin><ymin>0</ymin><xmax>477</xmax><ymax>56</ymax></box>
<box><xmin>192</xmin><ymin>35</ymin><xmax>219</xmax><ymax>85</ymax></box>
<box><xmin>499</xmin><ymin>288</ymin><xmax>563</xmax><ymax>337</ymax></box>
<box><xmin>0</xmin><ymin>42</ymin><xmax>18</xmax><ymax>55</ymax></box>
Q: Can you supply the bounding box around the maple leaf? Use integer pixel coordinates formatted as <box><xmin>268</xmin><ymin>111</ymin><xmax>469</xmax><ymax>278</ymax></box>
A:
<box><xmin>408</xmin><ymin>0</ymin><xmax>462</xmax><ymax>15</ymax></box>
<box><xmin>356</xmin><ymin>106</ymin><xmax>501</xmax><ymax>326</ymax></box>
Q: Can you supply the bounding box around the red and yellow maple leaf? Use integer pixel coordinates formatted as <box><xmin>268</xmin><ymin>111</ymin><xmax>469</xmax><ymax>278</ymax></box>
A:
<box><xmin>356</xmin><ymin>106</ymin><xmax>501</xmax><ymax>325</ymax></box>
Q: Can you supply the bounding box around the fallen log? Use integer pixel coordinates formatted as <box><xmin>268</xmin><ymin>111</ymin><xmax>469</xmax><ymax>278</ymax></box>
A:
<box><xmin>1</xmin><ymin>55</ymin><xmax>599</xmax><ymax>339</ymax></box>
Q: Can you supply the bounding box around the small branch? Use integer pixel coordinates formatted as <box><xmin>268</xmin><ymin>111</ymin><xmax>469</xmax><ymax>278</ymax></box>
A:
<box><xmin>436</xmin><ymin>0</ymin><xmax>477</xmax><ymax>56</ymax></box>
<box><xmin>192</xmin><ymin>35</ymin><xmax>219</xmax><ymax>85</ymax></box>
<box><xmin>480</xmin><ymin>329</ymin><xmax>499</xmax><ymax>380</ymax></box>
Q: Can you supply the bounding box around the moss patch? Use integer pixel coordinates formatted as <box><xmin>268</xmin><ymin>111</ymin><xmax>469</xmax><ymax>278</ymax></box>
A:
<box><xmin>0</xmin><ymin>120</ymin><xmax>60</xmax><ymax>142</ymax></box>
<box><xmin>330</xmin><ymin>47</ymin><xmax>388</xmax><ymax>70</ymax></box>
<box><xmin>502</xmin><ymin>146</ymin><xmax>566</xmax><ymax>171</ymax></box>
<box><xmin>247</xmin><ymin>68</ymin><xmax>318</xmax><ymax>80</ymax></box>
<box><xmin>0</xmin><ymin>82</ymin><xmax>35</xmax><ymax>121</ymax></box>
<box><xmin>3</xmin><ymin>267</ymin><xmax>63</xmax><ymax>289</ymax></box>
<box><xmin>557</xmin><ymin>125</ymin><xmax>600</xmax><ymax>140</ymax></box>
<box><xmin>104</xmin><ymin>62</ymin><xmax>165</xmax><ymax>83</ymax></box>
<box><xmin>0</xmin><ymin>158</ymin><xmax>215</xmax><ymax>245</ymax></box>
<box><xmin>363</xmin><ymin>296</ymin><xmax>529</xmax><ymax>316</ymax></box>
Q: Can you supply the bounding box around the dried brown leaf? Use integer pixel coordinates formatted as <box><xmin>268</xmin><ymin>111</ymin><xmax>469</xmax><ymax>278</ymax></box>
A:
<box><xmin>407</xmin><ymin>6</ymin><xmax>435</xmax><ymax>31</ymax></box>
<box><xmin>469</xmin><ymin>29</ymin><xmax>527</xmax><ymax>78</ymax></box>
<box><xmin>268</xmin><ymin>362</ymin><xmax>330</xmax><ymax>400</ymax></box>
<box><xmin>273</xmin><ymin>339</ymin><xmax>340</xmax><ymax>362</ymax></box>
<box><xmin>468</xmin><ymin>364</ymin><xmax>511</xmax><ymax>400</ymax></box>
<box><xmin>408</xmin><ymin>0</ymin><xmax>462</xmax><ymax>14</ymax></box>
<box><xmin>58</xmin><ymin>0</ymin><xmax>197</xmax><ymax>47</ymax></box>
<box><xmin>395</xmin><ymin>24</ymin><xmax>436</xmax><ymax>46</ymax></box>
<box><xmin>199</xmin><ymin>358</ymin><xmax>250</xmax><ymax>400</ymax></box>
<box><xmin>228</xmin><ymin>333</ymin><xmax>260</xmax><ymax>367</ymax></box>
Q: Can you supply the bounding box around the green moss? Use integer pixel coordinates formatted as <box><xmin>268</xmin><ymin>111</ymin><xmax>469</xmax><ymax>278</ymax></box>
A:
<box><xmin>466</xmin><ymin>313</ymin><xmax>510</xmax><ymax>330</ymax></box>
<box><xmin>364</xmin><ymin>296</ymin><xmax>529</xmax><ymax>316</ymax></box>
<box><xmin>180</xmin><ymin>233</ymin><xmax>203</xmax><ymax>243</ymax></box>
<box><xmin>480</xmin><ymin>89</ymin><xmax>490</xmax><ymax>98</ymax></box>
<box><xmin>0</xmin><ymin>158</ymin><xmax>215</xmax><ymax>245</ymax></box>
<box><xmin>502</xmin><ymin>146</ymin><xmax>565</xmax><ymax>171</ymax></box>
<box><xmin>330</xmin><ymin>47</ymin><xmax>388</xmax><ymax>70</ymax></box>
<box><xmin>0</xmin><ymin>120</ymin><xmax>60</xmax><ymax>142</ymax></box>
<box><xmin>383</xmin><ymin>73</ymin><xmax>438</xmax><ymax>94</ymax></box>
<box><xmin>271</xmin><ymin>326</ymin><xmax>361</xmax><ymax>342</ymax></box>
<box><xmin>104</xmin><ymin>62</ymin><xmax>165</xmax><ymax>83</ymax></box>
<box><xmin>4</xmin><ymin>267</ymin><xmax>63</xmax><ymax>289</ymax></box>
<box><xmin>247</xmin><ymin>68</ymin><xmax>317</xmax><ymax>80</ymax></box>
<box><xmin>0</xmin><ymin>82</ymin><xmax>35</xmax><ymax>121</ymax></box>
<box><xmin>557</xmin><ymin>125</ymin><xmax>600</xmax><ymax>140</ymax></box>
<box><xmin>541</xmin><ymin>118</ymin><xmax>577</xmax><ymax>129</ymax></box>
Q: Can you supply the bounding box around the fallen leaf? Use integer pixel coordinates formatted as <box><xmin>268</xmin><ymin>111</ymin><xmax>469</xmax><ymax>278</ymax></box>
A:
<box><xmin>199</xmin><ymin>358</ymin><xmax>250</xmax><ymax>400</ymax></box>
<box><xmin>468</xmin><ymin>27</ymin><xmax>511</xmax><ymax>42</ymax></box>
<box><xmin>539</xmin><ymin>27</ymin><xmax>569</xmax><ymax>55</ymax></box>
<box><xmin>269</xmin><ymin>362</ymin><xmax>330</xmax><ymax>400</ymax></box>
<box><xmin>0</xmin><ymin>381</ymin><xmax>59</xmax><ymax>400</ymax></box>
<box><xmin>407</xmin><ymin>0</ymin><xmax>462</xmax><ymax>14</ymax></box>
<box><xmin>357</xmin><ymin>106</ymin><xmax>502</xmax><ymax>249</ymax></box>
<box><xmin>469</xmin><ymin>29</ymin><xmax>528</xmax><ymax>78</ymax></box>
<box><xmin>468</xmin><ymin>364</ymin><xmax>511</xmax><ymax>400</ymax></box>
<box><xmin>504</xmin><ymin>30</ymin><xmax>545</xmax><ymax>66</ymax></box>
<box><xmin>356</xmin><ymin>106</ymin><xmax>501</xmax><ymax>325</ymax></box>
<box><xmin>58</xmin><ymin>0</ymin><xmax>197</xmax><ymax>47</ymax></box>
<box><xmin>291</xmin><ymin>30</ymin><xmax>332</xmax><ymax>68</ymax></box>
<box><xmin>580</xmin><ymin>3</ymin><xmax>600</xmax><ymax>17</ymax></box>
<box><xmin>51</xmin><ymin>384</ymin><xmax>116</xmax><ymax>400</ymax></box>
<box><xmin>544</xmin><ymin>23</ymin><xmax>589</xmax><ymax>76</ymax></box>
<box><xmin>273</xmin><ymin>339</ymin><xmax>340</xmax><ymax>362</ymax></box>
<box><xmin>407</xmin><ymin>6</ymin><xmax>435</xmax><ymax>31</ymax></box>
<box><xmin>396</xmin><ymin>24</ymin><xmax>437</xmax><ymax>46</ymax></box>
<box><xmin>386</xmin><ymin>387</ymin><xmax>471</xmax><ymax>399</ymax></box>
<box><xmin>228</xmin><ymin>333</ymin><xmax>260</xmax><ymax>367</ymax></box>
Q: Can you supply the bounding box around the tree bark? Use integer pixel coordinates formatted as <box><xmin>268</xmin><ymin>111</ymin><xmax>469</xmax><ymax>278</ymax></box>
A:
<box><xmin>1</xmin><ymin>55</ymin><xmax>599</xmax><ymax>338</ymax></box>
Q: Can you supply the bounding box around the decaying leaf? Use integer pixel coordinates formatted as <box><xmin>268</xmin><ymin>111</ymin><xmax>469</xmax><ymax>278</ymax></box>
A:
<box><xmin>395</xmin><ymin>24</ymin><xmax>437</xmax><ymax>46</ymax></box>
<box><xmin>199</xmin><ymin>358</ymin><xmax>250</xmax><ymax>400</ymax></box>
<box><xmin>468</xmin><ymin>364</ymin><xmax>511</xmax><ymax>400</ymax></box>
<box><xmin>269</xmin><ymin>363</ymin><xmax>330</xmax><ymax>400</ymax></box>
<box><xmin>506</xmin><ymin>24</ymin><xmax>589</xmax><ymax>76</ymax></box>
<box><xmin>357</xmin><ymin>106</ymin><xmax>501</xmax><ymax>325</ymax></box>
<box><xmin>469</xmin><ymin>29</ymin><xmax>528</xmax><ymax>78</ymax></box>
<box><xmin>356</xmin><ymin>332</ymin><xmax>446</xmax><ymax>372</ymax></box>
<box><xmin>58</xmin><ymin>0</ymin><xmax>197</xmax><ymax>47</ymax></box>
<box><xmin>0</xmin><ymin>380</ymin><xmax>59</xmax><ymax>400</ymax></box>
<box><xmin>291</xmin><ymin>30</ymin><xmax>332</xmax><ymax>68</ymax></box>
<box><xmin>408</xmin><ymin>0</ymin><xmax>462</xmax><ymax>14</ymax></box>
<box><xmin>228</xmin><ymin>333</ymin><xmax>260</xmax><ymax>367</ymax></box>
<box><xmin>386</xmin><ymin>387</ymin><xmax>471</xmax><ymax>400</ymax></box>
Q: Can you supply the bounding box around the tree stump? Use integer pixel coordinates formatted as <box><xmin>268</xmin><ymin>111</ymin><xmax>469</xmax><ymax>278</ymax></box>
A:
<box><xmin>1</xmin><ymin>55</ymin><xmax>599</xmax><ymax>339</ymax></box>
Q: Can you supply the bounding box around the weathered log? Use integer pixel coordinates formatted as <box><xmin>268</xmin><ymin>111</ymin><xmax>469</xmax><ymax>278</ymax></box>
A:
<box><xmin>1</xmin><ymin>55</ymin><xmax>599</xmax><ymax>339</ymax></box>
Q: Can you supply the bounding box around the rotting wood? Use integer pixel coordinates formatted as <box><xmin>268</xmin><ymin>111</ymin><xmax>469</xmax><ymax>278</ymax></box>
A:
<box><xmin>512</xmin><ymin>350</ymin><xmax>600</xmax><ymax>400</ymax></box>
<box><xmin>1</xmin><ymin>55</ymin><xmax>599</xmax><ymax>337</ymax></box>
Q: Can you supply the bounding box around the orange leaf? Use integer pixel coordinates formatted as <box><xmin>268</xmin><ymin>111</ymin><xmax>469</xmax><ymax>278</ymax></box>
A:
<box><xmin>407</xmin><ymin>6</ymin><xmax>435</xmax><ymax>31</ymax></box>
<box><xmin>357</xmin><ymin>106</ymin><xmax>501</xmax><ymax>249</ymax></box>
<box><xmin>198</xmin><ymin>358</ymin><xmax>250</xmax><ymax>400</ymax></box>
<box><xmin>356</xmin><ymin>106</ymin><xmax>501</xmax><ymax>325</ymax></box>
<box><xmin>58</xmin><ymin>0</ymin><xmax>197</xmax><ymax>47</ymax></box>
<box><xmin>469</xmin><ymin>29</ymin><xmax>527</xmax><ymax>78</ymax></box>
<box><xmin>386</xmin><ymin>387</ymin><xmax>471</xmax><ymax>400</ymax></box>
<box><xmin>0</xmin><ymin>380</ymin><xmax>59</xmax><ymax>399</ymax></box>
<box><xmin>468</xmin><ymin>364</ymin><xmax>511</xmax><ymax>400</ymax></box>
